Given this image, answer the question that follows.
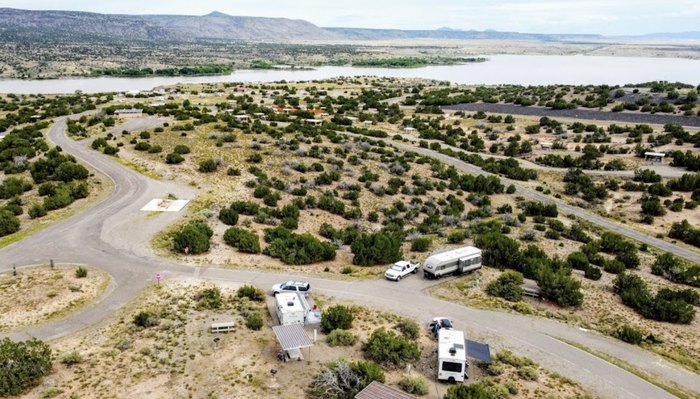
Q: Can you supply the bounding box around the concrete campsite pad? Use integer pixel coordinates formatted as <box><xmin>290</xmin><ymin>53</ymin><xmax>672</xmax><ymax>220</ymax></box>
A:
<box><xmin>140</xmin><ymin>199</ymin><xmax>190</xmax><ymax>212</ymax></box>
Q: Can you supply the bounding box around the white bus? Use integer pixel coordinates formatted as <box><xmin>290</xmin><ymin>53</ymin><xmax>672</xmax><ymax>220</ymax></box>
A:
<box><xmin>437</xmin><ymin>329</ymin><xmax>466</xmax><ymax>383</ymax></box>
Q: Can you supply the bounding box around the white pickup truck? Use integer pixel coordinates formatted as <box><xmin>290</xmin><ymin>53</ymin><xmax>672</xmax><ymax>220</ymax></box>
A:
<box><xmin>384</xmin><ymin>260</ymin><xmax>420</xmax><ymax>281</ymax></box>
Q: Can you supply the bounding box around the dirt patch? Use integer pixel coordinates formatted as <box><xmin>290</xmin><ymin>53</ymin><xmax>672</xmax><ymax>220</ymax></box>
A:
<box><xmin>0</xmin><ymin>264</ymin><xmax>110</xmax><ymax>331</ymax></box>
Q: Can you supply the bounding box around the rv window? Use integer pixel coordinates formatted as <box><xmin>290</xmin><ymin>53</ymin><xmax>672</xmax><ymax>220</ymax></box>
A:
<box><xmin>474</xmin><ymin>256</ymin><xmax>481</xmax><ymax>264</ymax></box>
<box><xmin>441</xmin><ymin>361</ymin><xmax>463</xmax><ymax>372</ymax></box>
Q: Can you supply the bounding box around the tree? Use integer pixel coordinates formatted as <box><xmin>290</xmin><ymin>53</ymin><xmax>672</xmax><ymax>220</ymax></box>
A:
<box><xmin>223</xmin><ymin>227</ymin><xmax>261</xmax><ymax>254</ymax></box>
<box><xmin>474</xmin><ymin>233</ymin><xmax>521</xmax><ymax>269</ymax></box>
<box><xmin>308</xmin><ymin>360</ymin><xmax>383</xmax><ymax>399</ymax></box>
<box><xmin>0</xmin><ymin>338</ymin><xmax>52</xmax><ymax>396</ymax></box>
<box><xmin>486</xmin><ymin>271</ymin><xmax>524</xmax><ymax>301</ymax></box>
<box><xmin>0</xmin><ymin>210</ymin><xmax>20</xmax><ymax>237</ymax></box>
<box><xmin>321</xmin><ymin>305</ymin><xmax>354</xmax><ymax>333</ymax></box>
<box><xmin>410</xmin><ymin>237</ymin><xmax>431</xmax><ymax>252</ymax></box>
<box><xmin>537</xmin><ymin>266</ymin><xmax>583</xmax><ymax>307</ymax></box>
<box><xmin>351</xmin><ymin>231</ymin><xmax>403</xmax><ymax>266</ymax></box>
<box><xmin>172</xmin><ymin>221</ymin><xmax>212</xmax><ymax>254</ymax></box>
<box><xmin>362</xmin><ymin>328</ymin><xmax>420</xmax><ymax>367</ymax></box>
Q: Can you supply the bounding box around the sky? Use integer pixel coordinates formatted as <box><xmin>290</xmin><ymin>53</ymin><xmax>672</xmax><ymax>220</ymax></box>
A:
<box><xmin>1</xmin><ymin>0</ymin><xmax>698</xmax><ymax>35</ymax></box>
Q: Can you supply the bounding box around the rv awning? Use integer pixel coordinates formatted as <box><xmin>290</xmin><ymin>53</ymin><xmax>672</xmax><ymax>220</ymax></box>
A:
<box><xmin>272</xmin><ymin>324</ymin><xmax>313</xmax><ymax>351</ymax></box>
<box><xmin>465</xmin><ymin>340</ymin><xmax>492</xmax><ymax>364</ymax></box>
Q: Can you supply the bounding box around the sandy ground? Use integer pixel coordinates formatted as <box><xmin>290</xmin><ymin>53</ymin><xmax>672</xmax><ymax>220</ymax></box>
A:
<box><xmin>23</xmin><ymin>278</ymin><xmax>592</xmax><ymax>399</ymax></box>
<box><xmin>0</xmin><ymin>265</ymin><xmax>110</xmax><ymax>331</ymax></box>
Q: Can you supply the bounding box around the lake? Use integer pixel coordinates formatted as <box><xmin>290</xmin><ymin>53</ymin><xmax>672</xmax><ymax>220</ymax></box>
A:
<box><xmin>1</xmin><ymin>55</ymin><xmax>699</xmax><ymax>94</ymax></box>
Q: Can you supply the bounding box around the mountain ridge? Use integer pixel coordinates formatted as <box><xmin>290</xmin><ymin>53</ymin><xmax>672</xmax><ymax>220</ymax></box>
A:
<box><xmin>0</xmin><ymin>8</ymin><xmax>698</xmax><ymax>42</ymax></box>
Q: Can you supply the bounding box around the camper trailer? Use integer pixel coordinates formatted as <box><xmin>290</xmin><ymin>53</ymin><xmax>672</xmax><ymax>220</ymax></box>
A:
<box><xmin>437</xmin><ymin>329</ymin><xmax>466</xmax><ymax>383</ymax></box>
<box><xmin>275</xmin><ymin>292</ymin><xmax>309</xmax><ymax>326</ymax></box>
<box><xmin>423</xmin><ymin>246</ymin><xmax>482</xmax><ymax>279</ymax></box>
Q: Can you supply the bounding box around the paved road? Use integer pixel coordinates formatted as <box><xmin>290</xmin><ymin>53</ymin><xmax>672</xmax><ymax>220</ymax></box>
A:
<box><xmin>389</xmin><ymin>132</ymin><xmax>690</xmax><ymax>178</ymax></box>
<box><xmin>443</xmin><ymin>103</ymin><xmax>700</xmax><ymax>128</ymax></box>
<box><xmin>375</xmin><ymin>136</ymin><xmax>700</xmax><ymax>264</ymax></box>
<box><xmin>1</xmin><ymin>118</ymin><xmax>698</xmax><ymax>399</ymax></box>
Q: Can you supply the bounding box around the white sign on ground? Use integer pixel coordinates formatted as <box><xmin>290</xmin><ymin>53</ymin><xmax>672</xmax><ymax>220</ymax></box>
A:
<box><xmin>140</xmin><ymin>199</ymin><xmax>190</xmax><ymax>212</ymax></box>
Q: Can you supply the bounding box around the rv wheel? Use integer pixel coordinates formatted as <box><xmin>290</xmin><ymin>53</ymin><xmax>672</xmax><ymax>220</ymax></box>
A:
<box><xmin>448</xmin><ymin>377</ymin><xmax>455</xmax><ymax>383</ymax></box>
<box><xmin>396</xmin><ymin>276</ymin><xmax>401</xmax><ymax>281</ymax></box>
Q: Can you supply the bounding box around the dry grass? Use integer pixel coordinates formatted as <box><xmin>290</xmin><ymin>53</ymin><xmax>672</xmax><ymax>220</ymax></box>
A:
<box><xmin>0</xmin><ymin>264</ymin><xmax>110</xmax><ymax>330</ymax></box>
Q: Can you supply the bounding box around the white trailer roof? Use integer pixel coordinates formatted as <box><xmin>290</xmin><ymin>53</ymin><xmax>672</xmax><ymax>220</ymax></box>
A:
<box><xmin>276</xmin><ymin>292</ymin><xmax>305</xmax><ymax>313</ymax></box>
<box><xmin>426</xmin><ymin>246</ymin><xmax>481</xmax><ymax>265</ymax></box>
<box><xmin>438</xmin><ymin>329</ymin><xmax>466</xmax><ymax>361</ymax></box>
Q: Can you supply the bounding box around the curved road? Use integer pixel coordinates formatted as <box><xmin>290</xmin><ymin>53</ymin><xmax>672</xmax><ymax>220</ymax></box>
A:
<box><xmin>1</xmin><ymin>118</ymin><xmax>698</xmax><ymax>399</ymax></box>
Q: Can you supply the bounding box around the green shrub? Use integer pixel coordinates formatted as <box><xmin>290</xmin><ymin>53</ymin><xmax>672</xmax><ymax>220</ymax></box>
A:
<box><xmin>0</xmin><ymin>338</ymin><xmax>52</xmax><ymax>396</ymax></box>
<box><xmin>604</xmin><ymin>259</ymin><xmax>626</xmax><ymax>274</ymax></box>
<box><xmin>395</xmin><ymin>318</ymin><xmax>420</xmax><ymax>340</ymax></box>
<box><xmin>584</xmin><ymin>266</ymin><xmax>602</xmax><ymax>280</ymax></box>
<box><xmin>0</xmin><ymin>210</ymin><xmax>21</xmax><ymax>237</ymax></box>
<box><xmin>133</xmin><ymin>310</ymin><xmax>159</xmax><ymax>328</ymax></box>
<box><xmin>327</xmin><ymin>329</ymin><xmax>358</xmax><ymax>347</ymax></box>
<box><xmin>223</xmin><ymin>227</ymin><xmax>261</xmax><ymax>254</ymax></box>
<box><xmin>172</xmin><ymin>221</ymin><xmax>212</xmax><ymax>254</ymax></box>
<box><xmin>198</xmin><ymin>158</ymin><xmax>218</xmax><ymax>172</ymax></box>
<box><xmin>28</xmin><ymin>204</ymin><xmax>47</xmax><ymax>219</ymax></box>
<box><xmin>75</xmin><ymin>266</ymin><xmax>88</xmax><ymax>278</ymax></box>
<box><xmin>321</xmin><ymin>305</ymin><xmax>354</xmax><ymax>333</ymax></box>
<box><xmin>398</xmin><ymin>375</ymin><xmax>429</xmax><ymax>395</ymax></box>
<box><xmin>350</xmin><ymin>360</ymin><xmax>386</xmax><ymax>386</ymax></box>
<box><xmin>196</xmin><ymin>287</ymin><xmax>223</xmax><ymax>309</ymax></box>
<box><xmin>351</xmin><ymin>230</ymin><xmax>403</xmax><ymax>266</ymax></box>
<box><xmin>165</xmin><ymin>152</ymin><xmax>185</xmax><ymax>164</ymax></box>
<box><xmin>173</xmin><ymin>144</ymin><xmax>191</xmax><ymax>154</ymax></box>
<box><xmin>60</xmin><ymin>351</ymin><xmax>83</xmax><ymax>366</ymax></box>
<box><xmin>264</xmin><ymin>232</ymin><xmax>336</xmax><ymax>264</ymax></box>
<box><xmin>246</xmin><ymin>312</ymin><xmax>263</xmax><ymax>330</ymax></box>
<box><xmin>218</xmin><ymin>208</ymin><xmax>239</xmax><ymax>226</ymax></box>
<box><xmin>517</xmin><ymin>366</ymin><xmax>539</xmax><ymax>381</ymax></box>
<box><xmin>566</xmin><ymin>252</ymin><xmax>589</xmax><ymax>270</ymax></box>
<box><xmin>486</xmin><ymin>270</ymin><xmax>524</xmax><ymax>302</ymax></box>
<box><xmin>237</xmin><ymin>284</ymin><xmax>264</xmax><ymax>301</ymax></box>
<box><xmin>616</xmin><ymin>324</ymin><xmax>644</xmax><ymax>345</ymax></box>
<box><xmin>362</xmin><ymin>328</ymin><xmax>420</xmax><ymax>367</ymax></box>
<box><xmin>410</xmin><ymin>237</ymin><xmax>431</xmax><ymax>252</ymax></box>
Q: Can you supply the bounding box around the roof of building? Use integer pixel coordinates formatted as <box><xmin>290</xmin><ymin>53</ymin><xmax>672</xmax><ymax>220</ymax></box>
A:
<box><xmin>355</xmin><ymin>381</ymin><xmax>416</xmax><ymax>399</ymax></box>
<box><xmin>272</xmin><ymin>324</ymin><xmax>313</xmax><ymax>351</ymax></box>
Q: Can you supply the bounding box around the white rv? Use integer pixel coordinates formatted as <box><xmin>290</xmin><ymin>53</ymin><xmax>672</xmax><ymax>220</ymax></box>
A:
<box><xmin>275</xmin><ymin>292</ymin><xmax>309</xmax><ymax>326</ymax></box>
<box><xmin>423</xmin><ymin>246</ymin><xmax>482</xmax><ymax>279</ymax></box>
<box><xmin>437</xmin><ymin>329</ymin><xmax>466</xmax><ymax>383</ymax></box>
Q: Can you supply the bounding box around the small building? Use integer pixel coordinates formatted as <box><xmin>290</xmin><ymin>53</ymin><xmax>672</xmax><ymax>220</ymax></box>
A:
<box><xmin>305</xmin><ymin>119</ymin><xmax>323</xmax><ymax>126</ymax></box>
<box><xmin>540</xmin><ymin>142</ymin><xmax>553</xmax><ymax>150</ymax></box>
<box><xmin>363</xmin><ymin>120</ymin><xmax>373</xmax><ymax>127</ymax></box>
<box><xmin>355</xmin><ymin>381</ymin><xmax>416</xmax><ymax>399</ymax></box>
<box><xmin>645</xmin><ymin>152</ymin><xmax>666</xmax><ymax>163</ymax></box>
<box><xmin>115</xmin><ymin>108</ymin><xmax>143</xmax><ymax>117</ymax></box>
<box><xmin>404</xmin><ymin>127</ymin><xmax>416</xmax><ymax>134</ymax></box>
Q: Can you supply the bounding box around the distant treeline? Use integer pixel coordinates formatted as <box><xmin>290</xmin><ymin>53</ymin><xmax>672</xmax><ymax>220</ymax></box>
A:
<box><xmin>89</xmin><ymin>64</ymin><xmax>233</xmax><ymax>77</ymax></box>
<box><xmin>351</xmin><ymin>56</ymin><xmax>485</xmax><ymax>68</ymax></box>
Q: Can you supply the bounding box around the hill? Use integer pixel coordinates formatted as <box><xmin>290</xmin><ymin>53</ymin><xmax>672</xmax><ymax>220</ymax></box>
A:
<box><xmin>0</xmin><ymin>8</ymin><xmax>339</xmax><ymax>42</ymax></box>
